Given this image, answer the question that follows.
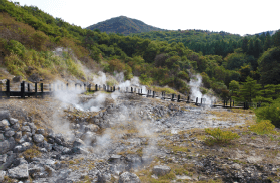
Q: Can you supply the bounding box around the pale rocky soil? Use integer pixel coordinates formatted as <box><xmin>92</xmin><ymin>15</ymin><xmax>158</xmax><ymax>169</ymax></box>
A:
<box><xmin>1</xmin><ymin>91</ymin><xmax>280</xmax><ymax>183</ymax></box>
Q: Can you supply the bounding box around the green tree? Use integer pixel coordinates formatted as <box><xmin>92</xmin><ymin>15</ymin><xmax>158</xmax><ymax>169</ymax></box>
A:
<box><xmin>239</xmin><ymin>76</ymin><xmax>261</xmax><ymax>102</ymax></box>
<box><xmin>225</xmin><ymin>52</ymin><xmax>247</xmax><ymax>70</ymax></box>
<box><xmin>258</xmin><ymin>47</ymin><xmax>280</xmax><ymax>85</ymax></box>
<box><xmin>273</xmin><ymin>30</ymin><xmax>280</xmax><ymax>47</ymax></box>
<box><xmin>229</xmin><ymin>80</ymin><xmax>240</xmax><ymax>99</ymax></box>
<box><xmin>264</xmin><ymin>34</ymin><xmax>272</xmax><ymax>51</ymax></box>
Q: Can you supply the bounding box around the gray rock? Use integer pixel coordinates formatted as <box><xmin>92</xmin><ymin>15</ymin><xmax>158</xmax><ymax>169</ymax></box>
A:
<box><xmin>14</xmin><ymin>145</ymin><xmax>24</xmax><ymax>153</ymax></box>
<box><xmin>29</xmin><ymin>165</ymin><xmax>45</xmax><ymax>178</ymax></box>
<box><xmin>12</xmin><ymin>122</ymin><xmax>20</xmax><ymax>131</ymax></box>
<box><xmin>22</xmin><ymin>142</ymin><xmax>32</xmax><ymax>150</ymax></box>
<box><xmin>8</xmin><ymin>164</ymin><xmax>29</xmax><ymax>179</ymax></box>
<box><xmin>0</xmin><ymin>140</ymin><xmax>10</xmax><ymax>154</ymax></box>
<box><xmin>22</xmin><ymin>126</ymin><xmax>31</xmax><ymax>132</ymax></box>
<box><xmin>1</xmin><ymin>153</ymin><xmax>15</xmax><ymax>170</ymax></box>
<box><xmin>13</xmin><ymin>158</ymin><xmax>28</xmax><ymax>167</ymax></box>
<box><xmin>119</xmin><ymin>172</ymin><xmax>140</xmax><ymax>183</ymax></box>
<box><xmin>73</xmin><ymin>138</ymin><xmax>86</xmax><ymax>147</ymax></box>
<box><xmin>14</xmin><ymin>131</ymin><xmax>22</xmax><ymax>139</ymax></box>
<box><xmin>5</xmin><ymin>129</ymin><xmax>15</xmax><ymax>137</ymax></box>
<box><xmin>8</xmin><ymin>137</ymin><xmax>16</xmax><ymax>150</ymax></box>
<box><xmin>44</xmin><ymin>165</ymin><xmax>56</xmax><ymax>176</ymax></box>
<box><xmin>33</xmin><ymin>134</ymin><xmax>44</xmax><ymax>143</ymax></box>
<box><xmin>36</xmin><ymin>129</ymin><xmax>45</xmax><ymax>135</ymax></box>
<box><xmin>0</xmin><ymin>111</ymin><xmax>10</xmax><ymax>121</ymax></box>
<box><xmin>0</xmin><ymin>133</ymin><xmax>4</xmax><ymax>141</ymax></box>
<box><xmin>9</xmin><ymin>118</ymin><xmax>18</xmax><ymax>125</ymax></box>
<box><xmin>12</xmin><ymin>76</ymin><xmax>22</xmax><ymax>82</ymax></box>
<box><xmin>97</xmin><ymin>171</ymin><xmax>111</xmax><ymax>183</ymax></box>
<box><xmin>86</xmin><ymin>124</ymin><xmax>100</xmax><ymax>132</ymax></box>
<box><xmin>152</xmin><ymin>165</ymin><xmax>171</xmax><ymax>176</ymax></box>
<box><xmin>0</xmin><ymin>170</ymin><xmax>6</xmax><ymax>182</ymax></box>
<box><xmin>0</xmin><ymin>154</ymin><xmax>7</xmax><ymax>163</ymax></box>
<box><xmin>0</xmin><ymin>119</ymin><xmax>10</xmax><ymax>131</ymax></box>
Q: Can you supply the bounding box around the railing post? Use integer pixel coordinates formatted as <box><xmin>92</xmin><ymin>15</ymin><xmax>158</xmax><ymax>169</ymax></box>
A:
<box><xmin>195</xmin><ymin>97</ymin><xmax>198</xmax><ymax>105</ymax></box>
<box><xmin>27</xmin><ymin>83</ymin><xmax>30</xmax><ymax>97</ymax></box>
<box><xmin>21</xmin><ymin>81</ymin><xmax>25</xmax><ymax>99</ymax></box>
<box><xmin>233</xmin><ymin>100</ymin><xmax>234</xmax><ymax>106</ymax></box>
<box><xmin>201</xmin><ymin>98</ymin><xmax>203</xmax><ymax>105</ymax></box>
<box><xmin>230</xmin><ymin>99</ymin><xmax>232</xmax><ymax>107</ymax></box>
<box><xmin>35</xmin><ymin>82</ymin><xmax>37</xmax><ymax>98</ymax></box>
<box><xmin>95</xmin><ymin>84</ymin><xmax>98</xmax><ymax>91</ymax></box>
<box><xmin>153</xmin><ymin>91</ymin><xmax>155</xmax><ymax>98</ymax></box>
<box><xmin>113</xmin><ymin>86</ymin><xmax>115</xmax><ymax>91</ymax></box>
<box><xmin>6</xmin><ymin>79</ymin><xmax>10</xmax><ymax>99</ymax></box>
<box><xmin>41</xmin><ymin>83</ymin><xmax>44</xmax><ymax>98</ymax></box>
<box><xmin>177</xmin><ymin>95</ymin><xmax>180</xmax><ymax>102</ymax></box>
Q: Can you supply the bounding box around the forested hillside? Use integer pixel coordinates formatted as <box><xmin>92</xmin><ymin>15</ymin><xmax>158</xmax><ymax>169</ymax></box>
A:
<box><xmin>86</xmin><ymin>16</ymin><xmax>165</xmax><ymax>35</ymax></box>
<box><xmin>1</xmin><ymin>0</ymin><xmax>280</xmax><ymax>108</ymax></box>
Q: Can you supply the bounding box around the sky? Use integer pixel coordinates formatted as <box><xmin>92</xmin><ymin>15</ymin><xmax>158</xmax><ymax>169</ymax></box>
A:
<box><xmin>10</xmin><ymin>0</ymin><xmax>279</xmax><ymax>36</ymax></box>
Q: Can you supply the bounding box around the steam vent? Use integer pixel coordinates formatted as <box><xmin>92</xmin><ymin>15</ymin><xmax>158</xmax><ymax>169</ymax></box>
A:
<box><xmin>0</xmin><ymin>75</ymin><xmax>279</xmax><ymax>183</ymax></box>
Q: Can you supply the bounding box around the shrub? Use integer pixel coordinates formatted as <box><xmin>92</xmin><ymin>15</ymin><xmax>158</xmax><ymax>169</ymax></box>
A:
<box><xmin>249</xmin><ymin>120</ymin><xmax>276</xmax><ymax>135</ymax></box>
<box><xmin>254</xmin><ymin>98</ymin><xmax>280</xmax><ymax>127</ymax></box>
<box><xmin>205</xmin><ymin>128</ymin><xmax>240</xmax><ymax>146</ymax></box>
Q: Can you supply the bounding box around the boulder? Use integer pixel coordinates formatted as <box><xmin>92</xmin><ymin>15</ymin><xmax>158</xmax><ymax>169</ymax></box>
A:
<box><xmin>0</xmin><ymin>140</ymin><xmax>10</xmax><ymax>154</ymax></box>
<box><xmin>33</xmin><ymin>134</ymin><xmax>44</xmax><ymax>143</ymax></box>
<box><xmin>8</xmin><ymin>164</ymin><xmax>29</xmax><ymax>179</ymax></box>
<box><xmin>36</xmin><ymin>129</ymin><xmax>45</xmax><ymax>135</ymax></box>
<box><xmin>28</xmin><ymin>73</ymin><xmax>43</xmax><ymax>83</ymax></box>
<box><xmin>119</xmin><ymin>172</ymin><xmax>140</xmax><ymax>183</ymax></box>
<box><xmin>14</xmin><ymin>131</ymin><xmax>22</xmax><ymax>139</ymax></box>
<box><xmin>12</xmin><ymin>76</ymin><xmax>22</xmax><ymax>83</ymax></box>
<box><xmin>9</xmin><ymin>118</ymin><xmax>18</xmax><ymax>125</ymax></box>
<box><xmin>5</xmin><ymin>129</ymin><xmax>15</xmax><ymax>137</ymax></box>
<box><xmin>97</xmin><ymin>171</ymin><xmax>111</xmax><ymax>183</ymax></box>
<box><xmin>0</xmin><ymin>119</ymin><xmax>10</xmax><ymax>131</ymax></box>
<box><xmin>0</xmin><ymin>170</ymin><xmax>6</xmax><ymax>182</ymax></box>
<box><xmin>0</xmin><ymin>111</ymin><xmax>10</xmax><ymax>121</ymax></box>
<box><xmin>73</xmin><ymin>138</ymin><xmax>86</xmax><ymax>147</ymax></box>
<box><xmin>22</xmin><ymin>126</ymin><xmax>31</xmax><ymax>132</ymax></box>
<box><xmin>152</xmin><ymin>165</ymin><xmax>171</xmax><ymax>176</ymax></box>
<box><xmin>11</xmin><ymin>122</ymin><xmax>20</xmax><ymax>131</ymax></box>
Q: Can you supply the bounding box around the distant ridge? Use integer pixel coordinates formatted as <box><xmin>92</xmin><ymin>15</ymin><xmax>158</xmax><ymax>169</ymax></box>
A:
<box><xmin>86</xmin><ymin>16</ymin><xmax>165</xmax><ymax>35</ymax></box>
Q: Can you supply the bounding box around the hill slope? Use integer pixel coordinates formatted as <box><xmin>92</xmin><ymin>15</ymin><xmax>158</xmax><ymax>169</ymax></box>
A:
<box><xmin>86</xmin><ymin>16</ymin><xmax>165</xmax><ymax>35</ymax></box>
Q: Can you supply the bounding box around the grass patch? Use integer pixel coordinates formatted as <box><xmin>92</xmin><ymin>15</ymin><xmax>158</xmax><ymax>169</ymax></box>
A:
<box><xmin>21</xmin><ymin>145</ymin><xmax>41</xmax><ymax>160</ymax></box>
<box><xmin>205</xmin><ymin>128</ymin><xmax>240</xmax><ymax>146</ymax></box>
<box><xmin>249</xmin><ymin>120</ymin><xmax>277</xmax><ymax>135</ymax></box>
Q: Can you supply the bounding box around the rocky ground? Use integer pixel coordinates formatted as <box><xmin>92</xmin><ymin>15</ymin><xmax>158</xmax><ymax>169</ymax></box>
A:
<box><xmin>1</xmin><ymin>91</ymin><xmax>280</xmax><ymax>183</ymax></box>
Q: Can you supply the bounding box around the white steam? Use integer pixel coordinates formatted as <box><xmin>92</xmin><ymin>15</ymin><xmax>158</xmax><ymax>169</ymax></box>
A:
<box><xmin>189</xmin><ymin>74</ymin><xmax>216</xmax><ymax>105</ymax></box>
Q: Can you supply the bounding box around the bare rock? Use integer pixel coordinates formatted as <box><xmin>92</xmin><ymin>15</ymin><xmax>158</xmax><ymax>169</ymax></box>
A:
<box><xmin>119</xmin><ymin>172</ymin><xmax>140</xmax><ymax>183</ymax></box>
<box><xmin>0</xmin><ymin>140</ymin><xmax>10</xmax><ymax>154</ymax></box>
<box><xmin>8</xmin><ymin>164</ymin><xmax>29</xmax><ymax>179</ymax></box>
<box><xmin>12</xmin><ymin>76</ymin><xmax>22</xmax><ymax>83</ymax></box>
<box><xmin>0</xmin><ymin>111</ymin><xmax>10</xmax><ymax>121</ymax></box>
<box><xmin>33</xmin><ymin>134</ymin><xmax>44</xmax><ymax>143</ymax></box>
<box><xmin>152</xmin><ymin>165</ymin><xmax>171</xmax><ymax>176</ymax></box>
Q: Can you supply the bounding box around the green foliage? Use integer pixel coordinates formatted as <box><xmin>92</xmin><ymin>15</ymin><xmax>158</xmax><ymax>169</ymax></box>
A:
<box><xmin>249</xmin><ymin>120</ymin><xmax>276</xmax><ymax>135</ymax></box>
<box><xmin>5</xmin><ymin>40</ymin><xmax>26</xmax><ymax>56</ymax></box>
<box><xmin>254</xmin><ymin>98</ymin><xmax>280</xmax><ymax>127</ymax></box>
<box><xmin>239</xmin><ymin>76</ymin><xmax>262</xmax><ymax>102</ymax></box>
<box><xmin>205</xmin><ymin>128</ymin><xmax>240</xmax><ymax>146</ymax></box>
<box><xmin>225</xmin><ymin>52</ymin><xmax>247</xmax><ymax>70</ymax></box>
<box><xmin>258</xmin><ymin>47</ymin><xmax>280</xmax><ymax>85</ymax></box>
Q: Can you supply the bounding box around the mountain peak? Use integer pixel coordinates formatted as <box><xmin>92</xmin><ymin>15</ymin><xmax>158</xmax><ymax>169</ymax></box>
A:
<box><xmin>86</xmin><ymin>16</ymin><xmax>165</xmax><ymax>35</ymax></box>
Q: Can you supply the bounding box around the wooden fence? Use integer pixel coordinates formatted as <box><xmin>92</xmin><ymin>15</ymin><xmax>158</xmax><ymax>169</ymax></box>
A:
<box><xmin>0</xmin><ymin>79</ymin><xmax>256</xmax><ymax>110</ymax></box>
